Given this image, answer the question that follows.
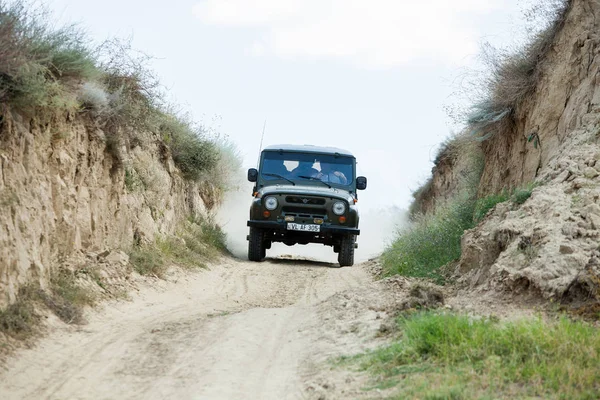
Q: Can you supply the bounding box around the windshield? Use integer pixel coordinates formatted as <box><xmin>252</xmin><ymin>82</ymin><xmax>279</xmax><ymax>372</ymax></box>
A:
<box><xmin>261</xmin><ymin>151</ymin><xmax>354</xmax><ymax>186</ymax></box>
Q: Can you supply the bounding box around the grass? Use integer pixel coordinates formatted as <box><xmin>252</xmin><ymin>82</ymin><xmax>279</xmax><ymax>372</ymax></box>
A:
<box><xmin>160</xmin><ymin>113</ymin><xmax>219</xmax><ymax>182</ymax></box>
<box><xmin>129</xmin><ymin>216</ymin><xmax>227</xmax><ymax>277</ymax></box>
<box><xmin>467</xmin><ymin>1</ymin><xmax>569</xmax><ymax>140</ymax></box>
<box><xmin>511</xmin><ymin>182</ymin><xmax>538</xmax><ymax>205</ymax></box>
<box><xmin>408</xmin><ymin>177</ymin><xmax>433</xmax><ymax>217</ymax></box>
<box><xmin>473</xmin><ymin>190</ymin><xmax>509</xmax><ymax>222</ymax></box>
<box><xmin>388</xmin><ymin>144</ymin><xmax>482</xmax><ymax>282</ymax></box>
<box><xmin>41</xmin><ymin>269</ymin><xmax>96</xmax><ymax>324</ymax></box>
<box><xmin>383</xmin><ymin>195</ymin><xmax>476</xmax><ymax>283</ymax></box>
<box><xmin>356</xmin><ymin>312</ymin><xmax>600</xmax><ymax>399</ymax></box>
<box><xmin>124</xmin><ymin>167</ymin><xmax>145</xmax><ymax>192</ymax></box>
<box><xmin>0</xmin><ymin>268</ymin><xmax>97</xmax><ymax>343</ymax></box>
<box><xmin>390</xmin><ymin>181</ymin><xmax>540</xmax><ymax>283</ymax></box>
<box><xmin>1</xmin><ymin>216</ymin><xmax>226</xmax><ymax>340</ymax></box>
<box><xmin>0</xmin><ymin>1</ymin><xmax>233</xmax><ymax>192</ymax></box>
<box><xmin>129</xmin><ymin>246</ymin><xmax>167</xmax><ymax>277</ymax></box>
<box><xmin>0</xmin><ymin>286</ymin><xmax>40</xmax><ymax>341</ymax></box>
<box><xmin>0</xmin><ymin>1</ymin><xmax>99</xmax><ymax>113</ymax></box>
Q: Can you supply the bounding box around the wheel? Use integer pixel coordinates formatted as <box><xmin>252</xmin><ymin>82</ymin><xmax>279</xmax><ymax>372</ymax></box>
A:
<box><xmin>248</xmin><ymin>227</ymin><xmax>266</xmax><ymax>262</ymax></box>
<box><xmin>338</xmin><ymin>235</ymin><xmax>355</xmax><ymax>267</ymax></box>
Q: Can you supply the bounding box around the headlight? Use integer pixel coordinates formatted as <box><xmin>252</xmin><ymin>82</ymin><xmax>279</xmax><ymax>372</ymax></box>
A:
<box><xmin>264</xmin><ymin>196</ymin><xmax>278</xmax><ymax>210</ymax></box>
<box><xmin>332</xmin><ymin>201</ymin><xmax>346</xmax><ymax>215</ymax></box>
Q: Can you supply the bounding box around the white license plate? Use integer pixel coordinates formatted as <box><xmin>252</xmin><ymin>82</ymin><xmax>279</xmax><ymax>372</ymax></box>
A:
<box><xmin>287</xmin><ymin>223</ymin><xmax>321</xmax><ymax>232</ymax></box>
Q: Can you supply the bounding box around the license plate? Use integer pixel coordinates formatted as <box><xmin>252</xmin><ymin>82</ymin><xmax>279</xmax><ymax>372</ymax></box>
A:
<box><xmin>287</xmin><ymin>223</ymin><xmax>320</xmax><ymax>232</ymax></box>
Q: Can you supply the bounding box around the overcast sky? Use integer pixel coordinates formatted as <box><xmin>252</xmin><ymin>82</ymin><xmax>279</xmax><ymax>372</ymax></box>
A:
<box><xmin>47</xmin><ymin>0</ymin><xmax>534</xmax><ymax>210</ymax></box>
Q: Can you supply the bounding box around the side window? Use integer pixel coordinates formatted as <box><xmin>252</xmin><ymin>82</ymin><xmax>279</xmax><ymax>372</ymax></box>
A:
<box><xmin>339</xmin><ymin>164</ymin><xmax>353</xmax><ymax>181</ymax></box>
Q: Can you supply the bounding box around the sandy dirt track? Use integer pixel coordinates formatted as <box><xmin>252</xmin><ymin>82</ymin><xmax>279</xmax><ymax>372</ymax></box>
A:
<box><xmin>0</xmin><ymin>257</ymin><xmax>394</xmax><ymax>400</ymax></box>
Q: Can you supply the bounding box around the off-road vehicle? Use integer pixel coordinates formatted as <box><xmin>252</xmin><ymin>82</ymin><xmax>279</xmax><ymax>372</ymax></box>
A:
<box><xmin>246</xmin><ymin>144</ymin><xmax>367</xmax><ymax>266</ymax></box>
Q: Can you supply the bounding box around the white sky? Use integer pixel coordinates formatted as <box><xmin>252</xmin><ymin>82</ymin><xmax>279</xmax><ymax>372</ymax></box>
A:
<box><xmin>46</xmin><ymin>0</ymin><xmax>534</xmax><ymax>210</ymax></box>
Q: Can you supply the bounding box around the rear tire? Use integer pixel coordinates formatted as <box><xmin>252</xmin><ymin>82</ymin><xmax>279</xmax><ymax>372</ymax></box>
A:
<box><xmin>338</xmin><ymin>235</ymin><xmax>355</xmax><ymax>267</ymax></box>
<box><xmin>248</xmin><ymin>227</ymin><xmax>266</xmax><ymax>262</ymax></box>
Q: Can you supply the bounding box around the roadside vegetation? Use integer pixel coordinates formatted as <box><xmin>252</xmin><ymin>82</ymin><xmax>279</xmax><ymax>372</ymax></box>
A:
<box><xmin>384</xmin><ymin>1</ymin><xmax>568</xmax><ymax>282</ymax></box>
<box><xmin>0</xmin><ymin>216</ymin><xmax>228</xmax><ymax>346</ymax></box>
<box><xmin>0</xmin><ymin>1</ymin><xmax>237</xmax><ymax>207</ymax></box>
<box><xmin>351</xmin><ymin>311</ymin><xmax>600</xmax><ymax>399</ymax></box>
<box><xmin>0</xmin><ymin>1</ymin><xmax>238</xmax><ymax>346</ymax></box>
<box><xmin>376</xmin><ymin>4</ymin><xmax>590</xmax><ymax>397</ymax></box>
<box><xmin>468</xmin><ymin>0</ymin><xmax>570</xmax><ymax>141</ymax></box>
<box><xmin>130</xmin><ymin>216</ymin><xmax>227</xmax><ymax>278</ymax></box>
<box><xmin>383</xmin><ymin>180</ymin><xmax>537</xmax><ymax>282</ymax></box>
<box><xmin>384</xmin><ymin>127</ymin><xmax>539</xmax><ymax>282</ymax></box>
<box><xmin>0</xmin><ymin>269</ymin><xmax>96</xmax><ymax>344</ymax></box>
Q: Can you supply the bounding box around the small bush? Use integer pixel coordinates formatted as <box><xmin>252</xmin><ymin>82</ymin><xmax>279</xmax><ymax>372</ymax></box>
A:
<box><xmin>129</xmin><ymin>216</ymin><xmax>227</xmax><ymax>277</ymax></box>
<box><xmin>0</xmin><ymin>287</ymin><xmax>40</xmax><ymax>340</ymax></box>
<box><xmin>160</xmin><ymin>113</ymin><xmax>220</xmax><ymax>181</ymax></box>
<box><xmin>432</xmin><ymin>132</ymin><xmax>475</xmax><ymax>166</ymax></box>
<box><xmin>36</xmin><ymin>270</ymin><xmax>94</xmax><ymax>324</ymax></box>
<box><xmin>360</xmin><ymin>312</ymin><xmax>600</xmax><ymax>399</ymax></box>
<box><xmin>188</xmin><ymin>215</ymin><xmax>228</xmax><ymax>255</ymax></box>
<box><xmin>0</xmin><ymin>1</ymin><xmax>99</xmax><ymax>112</ymax></box>
<box><xmin>409</xmin><ymin>133</ymin><xmax>483</xmax><ymax>218</ymax></box>
<box><xmin>157</xmin><ymin>216</ymin><xmax>227</xmax><ymax>268</ymax></box>
<box><xmin>124</xmin><ymin>167</ymin><xmax>145</xmax><ymax>192</ymax></box>
<box><xmin>129</xmin><ymin>246</ymin><xmax>167</xmax><ymax>277</ymax></box>
<box><xmin>0</xmin><ymin>269</ymin><xmax>96</xmax><ymax>341</ymax></box>
<box><xmin>467</xmin><ymin>1</ymin><xmax>569</xmax><ymax>139</ymax></box>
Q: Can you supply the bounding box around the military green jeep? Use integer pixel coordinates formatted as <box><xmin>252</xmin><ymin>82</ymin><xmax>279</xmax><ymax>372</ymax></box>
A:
<box><xmin>246</xmin><ymin>144</ymin><xmax>367</xmax><ymax>266</ymax></box>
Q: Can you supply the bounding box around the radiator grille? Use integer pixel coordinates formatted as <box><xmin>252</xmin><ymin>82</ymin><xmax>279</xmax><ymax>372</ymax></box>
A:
<box><xmin>285</xmin><ymin>196</ymin><xmax>326</xmax><ymax>205</ymax></box>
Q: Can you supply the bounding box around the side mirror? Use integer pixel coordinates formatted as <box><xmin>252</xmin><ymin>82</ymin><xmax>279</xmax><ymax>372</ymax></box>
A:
<box><xmin>356</xmin><ymin>176</ymin><xmax>367</xmax><ymax>190</ymax></box>
<box><xmin>247</xmin><ymin>168</ymin><xmax>258</xmax><ymax>182</ymax></box>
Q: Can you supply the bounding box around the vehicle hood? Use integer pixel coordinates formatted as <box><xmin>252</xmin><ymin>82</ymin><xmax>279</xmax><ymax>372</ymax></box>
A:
<box><xmin>259</xmin><ymin>184</ymin><xmax>354</xmax><ymax>202</ymax></box>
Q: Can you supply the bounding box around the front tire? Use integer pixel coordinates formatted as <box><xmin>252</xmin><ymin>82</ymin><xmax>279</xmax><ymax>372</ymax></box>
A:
<box><xmin>338</xmin><ymin>235</ymin><xmax>355</xmax><ymax>267</ymax></box>
<box><xmin>248</xmin><ymin>227</ymin><xmax>266</xmax><ymax>262</ymax></box>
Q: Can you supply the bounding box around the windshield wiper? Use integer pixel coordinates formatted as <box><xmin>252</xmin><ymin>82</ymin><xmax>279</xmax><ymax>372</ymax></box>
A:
<box><xmin>263</xmin><ymin>173</ymin><xmax>296</xmax><ymax>185</ymax></box>
<box><xmin>298</xmin><ymin>175</ymin><xmax>332</xmax><ymax>189</ymax></box>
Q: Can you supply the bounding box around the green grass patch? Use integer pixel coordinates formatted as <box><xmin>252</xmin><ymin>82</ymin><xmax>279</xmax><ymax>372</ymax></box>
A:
<box><xmin>385</xmin><ymin>182</ymin><xmax>540</xmax><ymax>282</ymax></box>
<box><xmin>382</xmin><ymin>196</ymin><xmax>476</xmax><ymax>283</ymax></box>
<box><xmin>511</xmin><ymin>182</ymin><xmax>538</xmax><ymax>205</ymax></box>
<box><xmin>129</xmin><ymin>216</ymin><xmax>227</xmax><ymax>277</ymax></box>
<box><xmin>358</xmin><ymin>312</ymin><xmax>600</xmax><ymax>399</ymax></box>
<box><xmin>473</xmin><ymin>191</ymin><xmax>509</xmax><ymax>223</ymax></box>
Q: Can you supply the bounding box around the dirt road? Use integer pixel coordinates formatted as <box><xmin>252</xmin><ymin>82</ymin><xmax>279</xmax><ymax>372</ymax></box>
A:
<box><xmin>0</xmin><ymin>257</ymin><xmax>395</xmax><ymax>400</ymax></box>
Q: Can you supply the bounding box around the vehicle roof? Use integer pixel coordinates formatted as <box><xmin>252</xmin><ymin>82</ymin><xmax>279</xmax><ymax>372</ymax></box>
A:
<box><xmin>262</xmin><ymin>144</ymin><xmax>355</xmax><ymax>157</ymax></box>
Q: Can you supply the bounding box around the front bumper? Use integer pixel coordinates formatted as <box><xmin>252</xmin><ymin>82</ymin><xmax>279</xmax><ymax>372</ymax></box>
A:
<box><xmin>247</xmin><ymin>220</ymin><xmax>360</xmax><ymax>235</ymax></box>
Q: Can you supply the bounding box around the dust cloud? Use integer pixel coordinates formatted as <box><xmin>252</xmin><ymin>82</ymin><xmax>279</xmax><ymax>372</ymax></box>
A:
<box><xmin>216</xmin><ymin>182</ymin><xmax>408</xmax><ymax>263</ymax></box>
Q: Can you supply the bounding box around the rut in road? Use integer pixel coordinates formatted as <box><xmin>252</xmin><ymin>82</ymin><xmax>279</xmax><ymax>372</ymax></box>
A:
<box><xmin>0</xmin><ymin>257</ymin><xmax>389</xmax><ymax>400</ymax></box>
